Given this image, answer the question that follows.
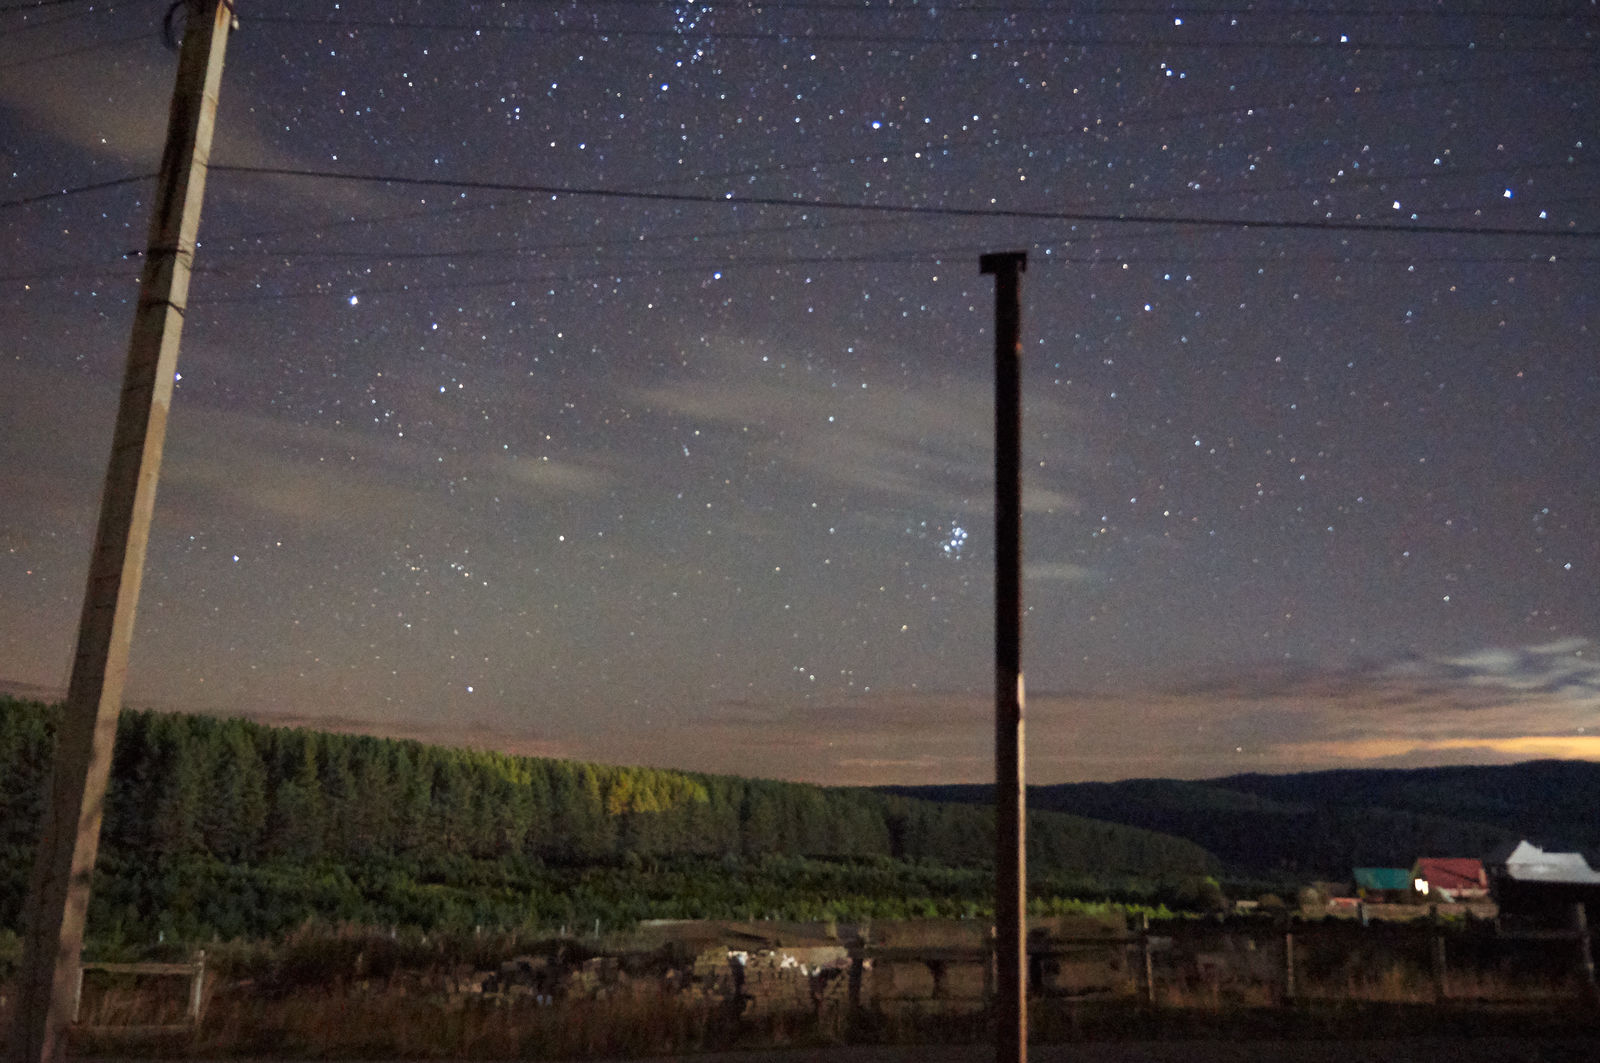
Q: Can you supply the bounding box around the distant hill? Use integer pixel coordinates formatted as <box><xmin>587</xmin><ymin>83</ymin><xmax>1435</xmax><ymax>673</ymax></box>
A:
<box><xmin>885</xmin><ymin>760</ymin><xmax>1600</xmax><ymax>877</ymax></box>
<box><xmin>1210</xmin><ymin>761</ymin><xmax>1600</xmax><ymax>852</ymax></box>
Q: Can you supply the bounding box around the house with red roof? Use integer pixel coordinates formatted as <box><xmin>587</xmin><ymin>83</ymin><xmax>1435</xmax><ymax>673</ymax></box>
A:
<box><xmin>1411</xmin><ymin>857</ymin><xmax>1489</xmax><ymax>901</ymax></box>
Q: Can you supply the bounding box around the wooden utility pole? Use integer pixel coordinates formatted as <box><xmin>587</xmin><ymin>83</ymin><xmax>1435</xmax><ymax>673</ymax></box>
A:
<box><xmin>981</xmin><ymin>250</ymin><xmax>1027</xmax><ymax>1063</ymax></box>
<box><xmin>8</xmin><ymin>4</ymin><xmax>236</xmax><ymax>1062</ymax></box>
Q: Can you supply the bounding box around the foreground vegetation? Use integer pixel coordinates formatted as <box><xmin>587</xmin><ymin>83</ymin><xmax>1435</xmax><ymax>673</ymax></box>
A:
<box><xmin>0</xmin><ymin>696</ymin><xmax>1213</xmax><ymax>950</ymax></box>
<box><xmin>66</xmin><ymin>988</ymin><xmax>1600</xmax><ymax>1060</ymax></box>
<box><xmin>18</xmin><ymin>920</ymin><xmax>1599</xmax><ymax>1060</ymax></box>
<box><xmin>7</xmin><ymin>849</ymin><xmax>1194</xmax><ymax>957</ymax></box>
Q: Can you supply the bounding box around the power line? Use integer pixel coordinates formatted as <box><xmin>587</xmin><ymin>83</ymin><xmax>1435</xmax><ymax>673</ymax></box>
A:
<box><xmin>190</xmin><ymin>250</ymin><xmax>956</xmax><ymax>304</ymax></box>
<box><xmin>1099</xmin><ymin>160</ymin><xmax>1596</xmax><ymax>218</ymax></box>
<box><xmin>207</xmin><ymin>211</ymin><xmax>941</xmax><ymax>260</ymax></box>
<box><xmin>246</xmin><ymin>14</ymin><xmax>1596</xmax><ymax>53</ymax></box>
<box><xmin>183</xmin><ymin>56</ymin><xmax>1587</xmax><ymax>255</ymax></box>
<box><xmin>251</xmin><ymin>0</ymin><xmax>1600</xmax><ymax>25</ymax></box>
<box><xmin>0</xmin><ymin>30</ymin><xmax>152</xmax><ymax>71</ymax></box>
<box><xmin>184</xmin><ymin>186</ymin><xmax>1593</xmax><ymax>267</ymax></box>
<box><xmin>6</xmin><ymin>8</ymin><xmax>109</xmax><ymax>31</ymax></box>
<box><xmin>210</xmin><ymin>164</ymin><xmax>1600</xmax><ymax>241</ymax></box>
<box><xmin>170</xmin><ymin>244</ymin><xmax>1594</xmax><ymax>308</ymax></box>
<box><xmin>669</xmin><ymin>60</ymin><xmax>1592</xmax><ymax>193</ymax></box>
<box><xmin>2</xmin><ymin>0</ymin><xmax>158</xmax><ymax>29</ymax></box>
<box><xmin>198</xmin><ymin>194</ymin><xmax>1045</xmax><ymax>265</ymax></box>
<box><xmin>0</xmin><ymin>174</ymin><xmax>154</xmax><ymax>211</ymax></box>
<box><xmin>472</xmin><ymin>0</ymin><xmax>1588</xmax><ymax>17</ymax></box>
<box><xmin>0</xmin><ymin>0</ymin><xmax>111</xmax><ymax>12</ymax></box>
<box><xmin>7</xmin><ymin>233</ymin><xmax>1586</xmax><ymax>299</ymax></box>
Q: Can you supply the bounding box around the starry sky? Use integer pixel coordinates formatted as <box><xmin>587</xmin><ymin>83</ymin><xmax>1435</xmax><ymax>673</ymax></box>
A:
<box><xmin>2</xmin><ymin>0</ymin><xmax>1597</xmax><ymax>785</ymax></box>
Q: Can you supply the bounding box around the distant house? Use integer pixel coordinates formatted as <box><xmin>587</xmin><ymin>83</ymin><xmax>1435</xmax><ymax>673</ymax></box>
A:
<box><xmin>1353</xmin><ymin>867</ymin><xmax>1412</xmax><ymax>902</ymax></box>
<box><xmin>1488</xmin><ymin>840</ymin><xmax>1600</xmax><ymax>925</ymax></box>
<box><xmin>1411</xmin><ymin>857</ymin><xmax>1490</xmax><ymax>901</ymax></box>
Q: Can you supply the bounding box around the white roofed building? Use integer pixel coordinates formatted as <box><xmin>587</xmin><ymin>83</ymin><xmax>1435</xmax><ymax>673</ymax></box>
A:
<box><xmin>1488</xmin><ymin>840</ymin><xmax>1600</xmax><ymax>926</ymax></box>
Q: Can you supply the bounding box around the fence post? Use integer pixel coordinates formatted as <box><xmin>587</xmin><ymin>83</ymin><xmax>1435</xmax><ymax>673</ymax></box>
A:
<box><xmin>848</xmin><ymin>943</ymin><xmax>864</xmax><ymax>1013</ymax></box>
<box><xmin>1140</xmin><ymin>913</ymin><xmax>1156</xmax><ymax>1005</ymax></box>
<box><xmin>188</xmin><ymin>951</ymin><xmax>206</xmax><ymax>1023</ymax></box>
<box><xmin>1429</xmin><ymin>906</ymin><xmax>1448</xmax><ymax>1003</ymax></box>
<box><xmin>1573</xmin><ymin>903</ymin><xmax>1598</xmax><ymax>1006</ymax></box>
<box><xmin>983</xmin><ymin>926</ymin><xmax>996</xmax><ymax>1007</ymax></box>
<box><xmin>1281</xmin><ymin>916</ymin><xmax>1296</xmax><ymax>1004</ymax></box>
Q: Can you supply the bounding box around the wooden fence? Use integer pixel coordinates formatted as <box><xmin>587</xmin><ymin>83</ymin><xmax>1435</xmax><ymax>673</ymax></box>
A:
<box><xmin>843</xmin><ymin>904</ymin><xmax>1600</xmax><ymax>1010</ymax></box>
<box><xmin>73</xmin><ymin>950</ymin><xmax>206</xmax><ymax>1030</ymax></box>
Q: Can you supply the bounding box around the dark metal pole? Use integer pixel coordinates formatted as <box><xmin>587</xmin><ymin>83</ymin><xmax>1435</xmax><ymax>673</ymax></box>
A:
<box><xmin>8</xmin><ymin>4</ymin><xmax>235</xmax><ymax>1062</ymax></box>
<box><xmin>981</xmin><ymin>250</ymin><xmax>1027</xmax><ymax>1063</ymax></box>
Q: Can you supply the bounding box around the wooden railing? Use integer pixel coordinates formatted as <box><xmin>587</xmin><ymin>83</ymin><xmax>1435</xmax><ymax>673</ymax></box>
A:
<box><xmin>843</xmin><ymin>903</ymin><xmax>1600</xmax><ymax>1009</ymax></box>
<box><xmin>73</xmin><ymin>951</ymin><xmax>207</xmax><ymax>1029</ymax></box>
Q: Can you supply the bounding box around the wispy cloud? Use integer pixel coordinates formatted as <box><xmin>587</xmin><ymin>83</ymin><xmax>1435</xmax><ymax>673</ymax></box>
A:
<box><xmin>0</xmin><ymin>364</ymin><xmax>624</xmax><ymax>577</ymax></box>
<box><xmin>628</xmin><ymin>337</ymin><xmax>1090</xmax><ymax>517</ymax></box>
<box><xmin>591</xmin><ymin>639</ymin><xmax>1600</xmax><ymax>785</ymax></box>
<box><xmin>0</xmin><ymin>38</ymin><xmax>395</xmax><ymax>216</ymax></box>
<box><xmin>161</xmin><ymin>398</ymin><xmax>620</xmax><ymax>535</ymax></box>
<box><xmin>26</xmin><ymin>638</ymin><xmax>1596</xmax><ymax>788</ymax></box>
<box><xmin>1024</xmin><ymin>561</ymin><xmax>1099</xmax><ymax>584</ymax></box>
<box><xmin>496</xmin><ymin>454</ymin><xmax>616</xmax><ymax>496</ymax></box>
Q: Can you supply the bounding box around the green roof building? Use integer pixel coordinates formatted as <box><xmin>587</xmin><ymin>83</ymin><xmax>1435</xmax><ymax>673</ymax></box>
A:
<box><xmin>1353</xmin><ymin>867</ymin><xmax>1413</xmax><ymax>896</ymax></box>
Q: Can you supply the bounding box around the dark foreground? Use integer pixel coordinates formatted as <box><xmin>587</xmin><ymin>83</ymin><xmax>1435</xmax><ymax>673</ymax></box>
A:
<box><xmin>75</xmin><ymin>1045</ymin><xmax>1600</xmax><ymax>1063</ymax></box>
<box><xmin>612</xmin><ymin>1038</ymin><xmax>1595</xmax><ymax>1063</ymax></box>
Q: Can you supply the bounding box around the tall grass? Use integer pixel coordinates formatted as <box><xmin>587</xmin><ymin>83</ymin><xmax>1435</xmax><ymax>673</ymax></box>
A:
<box><xmin>17</xmin><ymin>920</ymin><xmax>1600</xmax><ymax>1058</ymax></box>
<box><xmin>196</xmin><ymin>989</ymin><xmax>722</xmax><ymax>1059</ymax></box>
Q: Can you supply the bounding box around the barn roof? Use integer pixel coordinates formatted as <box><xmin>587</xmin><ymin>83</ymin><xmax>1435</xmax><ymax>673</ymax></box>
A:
<box><xmin>1494</xmin><ymin>840</ymin><xmax>1600</xmax><ymax>885</ymax></box>
<box><xmin>1413</xmin><ymin>857</ymin><xmax>1487</xmax><ymax>890</ymax></box>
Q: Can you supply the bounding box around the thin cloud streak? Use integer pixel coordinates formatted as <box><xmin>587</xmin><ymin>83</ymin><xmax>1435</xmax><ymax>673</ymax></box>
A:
<box><xmin>629</xmin><ymin>338</ymin><xmax>1091</xmax><ymax>517</ymax></box>
<box><xmin>619</xmin><ymin>639</ymin><xmax>1600</xmax><ymax>784</ymax></box>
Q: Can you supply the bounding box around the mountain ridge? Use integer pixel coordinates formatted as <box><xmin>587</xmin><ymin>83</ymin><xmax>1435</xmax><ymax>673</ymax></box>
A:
<box><xmin>882</xmin><ymin>758</ymin><xmax>1600</xmax><ymax>877</ymax></box>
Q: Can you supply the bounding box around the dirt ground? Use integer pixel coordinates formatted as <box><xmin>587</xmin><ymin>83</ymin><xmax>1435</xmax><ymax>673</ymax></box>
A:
<box><xmin>616</xmin><ymin>1037</ymin><xmax>1598</xmax><ymax>1063</ymax></box>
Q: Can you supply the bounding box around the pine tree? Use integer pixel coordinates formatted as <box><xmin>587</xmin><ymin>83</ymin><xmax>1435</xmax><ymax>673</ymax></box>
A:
<box><xmin>265</xmin><ymin>730</ymin><xmax>327</xmax><ymax>859</ymax></box>
<box><xmin>202</xmin><ymin>718</ymin><xmax>268</xmax><ymax>859</ymax></box>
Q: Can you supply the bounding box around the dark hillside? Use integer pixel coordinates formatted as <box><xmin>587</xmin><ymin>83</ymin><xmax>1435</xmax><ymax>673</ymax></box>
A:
<box><xmin>1211</xmin><ymin>760</ymin><xmax>1600</xmax><ymax>852</ymax></box>
<box><xmin>885</xmin><ymin>771</ymin><xmax>1525</xmax><ymax>877</ymax></box>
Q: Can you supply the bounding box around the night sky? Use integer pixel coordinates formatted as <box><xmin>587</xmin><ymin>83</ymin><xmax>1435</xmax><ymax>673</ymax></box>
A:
<box><xmin>2</xmin><ymin>1</ymin><xmax>1597</xmax><ymax>785</ymax></box>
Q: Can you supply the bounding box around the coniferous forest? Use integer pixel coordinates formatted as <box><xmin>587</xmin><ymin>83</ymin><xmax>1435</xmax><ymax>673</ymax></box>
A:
<box><xmin>0</xmin><ymin>697</ymin><xmax>1215</xmax><ymax>947</ymax></box>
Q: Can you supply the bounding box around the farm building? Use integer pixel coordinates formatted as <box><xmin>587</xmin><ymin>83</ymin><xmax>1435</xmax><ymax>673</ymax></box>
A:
<box><xmin>1352</xmin><ymin>867</ymin><xmax>1412</xmax><ymax>903</ymax></box>
<box><xmin>1488</xmin><ymin>840</ymin><xmax>1600</xmax><ymax>926</ymax></box>
<box><xmin>1411</xmin><ymin>857</ymin><xmax>1490</xmax><ymax>901</ymax></box>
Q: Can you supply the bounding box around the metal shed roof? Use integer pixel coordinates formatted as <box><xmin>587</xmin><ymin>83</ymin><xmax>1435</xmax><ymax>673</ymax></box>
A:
<box><xmin>1354</xmin><ymin>867</ymin><xmax>1412</xmax><ymax>891</ymax></box>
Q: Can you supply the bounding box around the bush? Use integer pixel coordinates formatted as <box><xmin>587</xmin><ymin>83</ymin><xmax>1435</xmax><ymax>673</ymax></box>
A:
<box><xmin>1297</xmin><ymin>884</ymin><xmax>1328</xmax><ymax>912</ymax></box>
<box><xmin>0</xmin><ymin>928</ymin><xmax>21</xmax><ymax>980</ymax></box>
